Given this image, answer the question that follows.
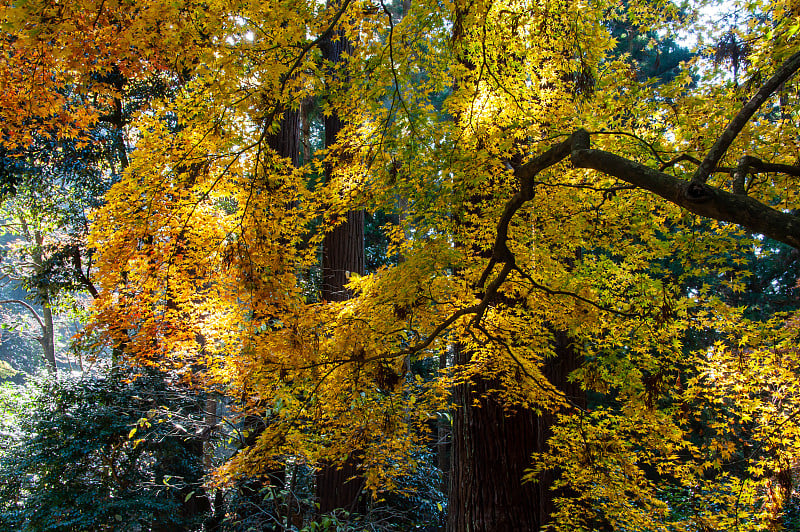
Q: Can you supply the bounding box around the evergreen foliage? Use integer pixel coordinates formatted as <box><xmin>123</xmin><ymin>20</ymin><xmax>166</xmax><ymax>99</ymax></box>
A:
<box><xmin>0</xmin><ymin>370</ymin><xmax>208</xmax><ymax>531</ymax></box>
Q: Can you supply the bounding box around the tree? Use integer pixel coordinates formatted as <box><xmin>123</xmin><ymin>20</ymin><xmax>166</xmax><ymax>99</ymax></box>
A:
<box><xmin>2</xmin><ymin>0</ymin><xmax>800</xmax><ymax>530</ymax></box>
<box><xmin>0</xmin><ymin>127</ymin><xmax>110</xmax><ymax>373</ymax></box>
<box><xmin>315</xmin><ymin>0</ymin><xmax>369</xmax><ymax>514</ymax></box>
<box><xmin>0</xmin><ymin>62</ymin><xmax>156</xmax><ymax>376</ymax></box>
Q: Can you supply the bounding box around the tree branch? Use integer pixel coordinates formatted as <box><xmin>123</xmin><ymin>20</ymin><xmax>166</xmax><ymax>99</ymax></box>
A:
<box><xmin>661</xmin><ymin>152</ymin><xmax>800</xmax><ymax>183</ymax></box>
<box><xmin>693</xmin><ymin>49</ymin><xmax>800</xmax><ymax>184</ymax></box>
<box><xmin>0</xmin><ymin>299</ymin><xmax>45</xmax><ymax>334</ymax></box>
<box><xmin>71</xmin><ymin>247</ymin><xmax>99</xmax><ymax>298</ymax></box>
<box><xmin>571</xmin><ymin>143</ymin><xmax>800</xmax><ymax>248</ymax></box>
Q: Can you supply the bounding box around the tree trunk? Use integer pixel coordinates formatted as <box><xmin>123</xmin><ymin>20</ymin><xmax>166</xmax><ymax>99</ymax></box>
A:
<box><xmin>32</xmin><ymin>229</ymin><xmax>57</xmax><ymax>374</ymax></box>
<box><xmin>447</xmin><ymin>332</ymin><xmax>584</xmax><ymax>531</ymax></box>
<box><xmin>235</xmin><ymin>108</ymin><xmax>302</xmax><ymax>528</ymax></box>
<box><xmin>317</xmin><ymin>12</ymin><xmax>367</xmax><ymax>512</ymax></box>
<box><xmin>40</xmin><ymin>304</ymin><xmax>56</xmax><ymax>373</ymax></box>
<box><xmin>320</xmin><ymin>31</ymin><xmax>363</xmax><ymax>304</ymax></box>
<box><xmin>316</xmin><ymin>460</ymin><xmax>365</xmax><ymax>514</ymax></box>
<box><xmin>267</xmin><ymin>109</ymin><xmax>301</xmax><ymax>168</ymax></box>
<box><xmin>321</xmin><ymin>208</ymin><xmax>364</xmax><ymax>302</ymax></box>
<box><xmin>437</xmin><ymin>346</ymin><xmax>451</xmax><ymax>493</ymax></box>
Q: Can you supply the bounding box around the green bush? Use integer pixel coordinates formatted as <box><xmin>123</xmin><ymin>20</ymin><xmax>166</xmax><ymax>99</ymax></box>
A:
<box><xmin>0</xmin><ymin>369</ymin><xmax>211</xmax><ymax>531</ymax></box>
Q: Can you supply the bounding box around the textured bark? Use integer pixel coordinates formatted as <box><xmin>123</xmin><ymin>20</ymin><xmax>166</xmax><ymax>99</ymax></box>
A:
<box><xmin>320</xmin><ymin>28</ymin><xmax>364</xmax><ymax>302</ymax></box>
<box><xmin>321</xmin><ymin>208</ymin><xmax>365</xmax><ymax>302</ymax></box>
<box><xmin>447</xmin><ymin>355</ymin><xmax>540</xmax><ymax>531</ymax></box>
<box><xmin>316</xmin><ymin>460</ymin><xmax>365</xmax><ymax>513</ymax></box>
<box><xmin>317</xmin><ymin>14</ymin><xmax>367</xmax><ymax>512</ymax></box>
<box><xmin>267</xmin><ymin>109</ymin><xmax>301</xmax><ymax>168</ymax></box>
<box><xmin>319</xmin><ymin>19</ymin><xmax>364</xmax><ymax>303</ymax></box>
<box><xmin>447</xmin><ymin>333</ymin><xmax>584</xmax><ymax>532</ymax></box>
<box><xmin>234</xmin><ymin>108</ymin><xmax>301</xmax><ymax>528</ymax></box>
<box><xmin>531</xmin><ymin>331</ymin><xmax>586</xmax><ymax>526</ymax></box>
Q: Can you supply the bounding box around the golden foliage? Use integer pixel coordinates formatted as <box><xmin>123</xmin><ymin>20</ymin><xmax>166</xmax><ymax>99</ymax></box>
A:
<box><xmin>3</xmin><ymin>0</ymin><xmax>800</xmax><ymax>527</ymax></box>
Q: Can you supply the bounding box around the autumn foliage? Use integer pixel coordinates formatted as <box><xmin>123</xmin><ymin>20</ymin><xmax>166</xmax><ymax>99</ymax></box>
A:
<box><xmin>2</xmin><ymin>0</ymin><xmax>800</xmax><ymax>529</ymax></box>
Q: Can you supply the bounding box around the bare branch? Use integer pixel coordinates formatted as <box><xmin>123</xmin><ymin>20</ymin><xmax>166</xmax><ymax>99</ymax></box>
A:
<box><xmin>0</xmin><ymin>299</ymin><xmax>45</xmax><ymax>333</ymax></box>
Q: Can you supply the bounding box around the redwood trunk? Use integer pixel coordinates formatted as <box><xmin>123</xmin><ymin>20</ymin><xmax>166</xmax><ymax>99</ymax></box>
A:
<box><xmin>317</xmin><ymin>16</ymin><xmax>367</xmax><ymax>512</ymax></box>
<box><xmin>447</xmin><ymin>331</ymin><xmax>584</xmax><ymax>531</ymax></box>
<box><xmin>316</xmin><ymin>460</ymin><xmax>365</xmax><ymax>513</ymax></box>
<box><xmin>316</xmin><ymin>197</ymin><xmax>365</xmax><ymax>512</ymax></box>
<box><xmin>235</xmin><ymin>108</ymin><xmax>300</xmax><ymax>528</ymax></box>
<box><xmin>319</xmin><ymin>36</ymin><xmax>363</xmax><ymax>304</ymax></box>
<box><xmin>321</xmin><ymin>207</ymin><xmax>364</xmax><ymax>302</ymax></box>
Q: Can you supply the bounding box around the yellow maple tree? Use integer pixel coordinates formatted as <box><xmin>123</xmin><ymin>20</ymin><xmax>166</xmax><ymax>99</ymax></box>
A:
<box><xmin>2</xmin><ymin>0</ymin><xmax>800</xmax><ymax>528</ymax></box>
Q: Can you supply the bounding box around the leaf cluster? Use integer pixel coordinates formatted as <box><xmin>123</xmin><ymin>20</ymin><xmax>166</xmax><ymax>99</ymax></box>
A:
<box><xmin>0</xmin><ymin>369</ymin><xmax>209</xmax><ymax>531</ymax></box>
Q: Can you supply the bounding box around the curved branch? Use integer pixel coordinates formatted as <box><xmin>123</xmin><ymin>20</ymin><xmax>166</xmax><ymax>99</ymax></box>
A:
<box><xmin>571</xmin><ymin>145</ymin><xmax>800</xmax><ymax>249</ymax></box>
<box><xmin>0</xmin><ymin>299</ymin><xmax>45</xmax><ymax>334</ymax></box>
<box><xmin>659</xmin><ymin>153</ymin><xmax>703</xmax><ymax>171</ymax></box>
<box><xmin>694</xmin><ymin>49</ymin><xmax>800</xmax><ymax>184</ymax></box>
<box><xmin>71</xmin><ymin>248</ymin><xmax>99</xmax><ymax>298</ymax></box>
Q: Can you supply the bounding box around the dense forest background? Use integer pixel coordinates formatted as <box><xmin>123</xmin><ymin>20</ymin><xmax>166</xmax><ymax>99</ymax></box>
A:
<box><xmin>1</xmin><ymin>0</ymin><xmax>800</xmax><ymax>530</ymax></box>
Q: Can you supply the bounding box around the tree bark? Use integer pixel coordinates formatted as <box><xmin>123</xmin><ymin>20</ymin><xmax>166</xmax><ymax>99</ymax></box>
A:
<box><xmin>267</xmin><ymin>109</ymin><xmax>301</xmax><ymax>168</ymax></box>
<box><xmin>316</xmin><ymin>460</ymin><xmax>365</xmax><ymax>514</ymax></box>
<box><xmin>447</xmin><ymin>332</ymin><xmax>583</xmax><ymax>531</ymax></box>
<box><xmin>320</xmin><ymin>28</ymin><xmax>364</xmax><ymax>304</ymax></box>
<box><xmin>321</xmin><ymin>207</ymin><xmax>364</xmax><ymax>303</ymax></box>
<box><xmin>34</xmin><ymin>229</ymin><xmax>57</xmax><ymax>373</ymax></box>
<box><xmin>235</xmin><ymin>107</ymin><xmax>302</xmax><ymax>528</ymax></box>
<box><xmin>317</xmin><ymin>9</ymin><xmax>367</xmax><ymax>512</ymax></box>
<box><xmin>40</xmin><ymin>303</ymin><xmax>56</xmax><ymax>373</ymax></box>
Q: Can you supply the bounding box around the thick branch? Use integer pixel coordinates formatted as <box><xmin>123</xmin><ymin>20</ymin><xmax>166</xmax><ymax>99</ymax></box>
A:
<box><xmin>694</xmin><ymin>49</ymin><xmax>800</xmax><ymax>183</ymax></box>
<box><xmin>383</xmin><ymin>124</ymin><xmax>800</xmax><ymax>366</ymax></box>
<box><xmin>571</xmin><ymin>147</ymin><xmax>800</xmax><ymax>249</ymax></box>
<box><xmin>71</xmin><ymin>248</ymin><xmax>99</xmax><ymax>298</ymax></box>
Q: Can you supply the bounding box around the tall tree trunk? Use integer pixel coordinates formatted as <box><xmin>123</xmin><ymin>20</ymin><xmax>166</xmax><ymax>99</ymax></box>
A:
<box><xmin>316</xmin><ymin>186</ymin><xmax>365</xmax><ymax>514</ymax></box>
<box><xmin>447</xmin><ymin>332</ymin><xmax>584</xmax><ymax>531</ymax></box>
<box><xmin>236</xmin><ymin>108</ymin><xmax>302</xmax><ymax>529</ymax></box>
<box><xmin>267</xmin><ymin>109</ymin><xmax>301</xmax><ymax>167</ymax></box>
<box><xmin>444</xmin><ymin>2</ymin><xmax>588</xmax><ymax>527</ymax></box>
<box><xmin>319</xmin><ymin>39</ymin><xmax>363</xmax><ymax>304</ymax></box>
<box><xmin>40</xmin><ymin>304</ymin><xmax>56</xmax><ymax>373</ymax></box>
<box><xmin>316</xmin><ymin>10</ymin><xmax>367</xmax><ymax>513</ymax></box>
<box><xmin>321</xmin><ymin>209</ymin><xmax>364</xmax><ymax>302</ymax></box>
<box><xmin>437</xmin><ymin>348</ymin><xmax>451</xmax><ymax>492</ymax></box>
<box><xmin>33</xmin><ymin>229</ymin><xmax>57</xmax><ymax>373</ymax></box>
